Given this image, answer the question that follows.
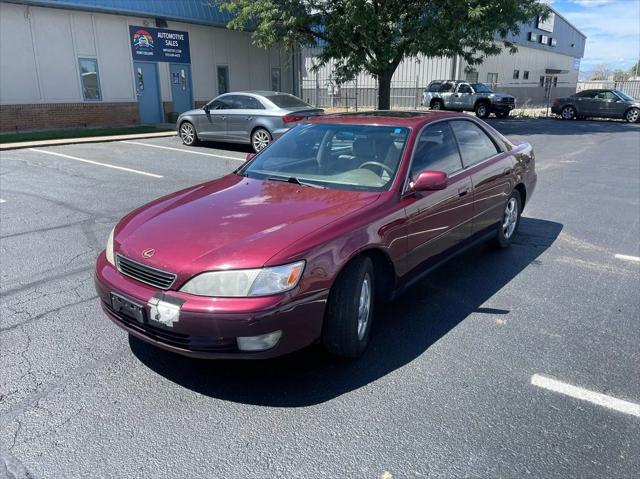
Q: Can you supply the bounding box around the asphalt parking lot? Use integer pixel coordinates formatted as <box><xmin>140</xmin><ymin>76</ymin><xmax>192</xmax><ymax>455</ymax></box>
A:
<box><xmin>1</xmin><ymin>117</ymin><xmax>639</xmax><ymax>478</ymax></box>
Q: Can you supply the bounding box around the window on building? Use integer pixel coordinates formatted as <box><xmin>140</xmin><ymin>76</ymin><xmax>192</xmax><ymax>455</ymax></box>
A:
<box><xmin>487</xmin><ymin>73</ymin><xmax>498</xmax><ymax>87</ymax></box>
<box><xmin>78</xmin><ymin>58</ymin><xmax>101</xmax><ymax>101</ymax></box>
<box><xmin>529</xmin><ymin>32</ymin><xmax>538</xmax><ymax>42</ymax></box>
<box><xmin>271</xmin><ymin>68</ymin><xmax>281</xmax><ymax>91</ymax></box>
<box><xmin>217</xmin><ymin>65</ymin><xmax>229</xmax><ymax>95</ymax></box>
<box><xmin>410</xmin><ymin>122</ymin><xmax>463</xmax><ymax>178</ymax></box>
<box><xmin>513</xmin><ymin>70</ymin><xmax>520</xmax><ymax>80</ymax></box>
<box><xmin>450</xmin><ymin>120</ymin><xmax>500</xmax><ymax>168</ymax></box>
<box><xmin>523</xmin><ymin>71</ymin><xmax>530</xmax><ymax>80</ymax></box>
<box><xmin>465</xmin><ymin>71</ymin><xmax>479</xmax><ymax>83</ymax></box>
<box><xmin>540</xmin><ymin>35</ymin><xmax>548</xmax><ymax>44</ymax></box>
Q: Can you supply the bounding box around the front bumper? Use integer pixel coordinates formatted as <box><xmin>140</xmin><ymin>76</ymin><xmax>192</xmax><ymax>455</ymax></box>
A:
<box><xmin>94</xmin><ymin>253</ymin><xmax>327</xmax><ymax>359</ymax></box>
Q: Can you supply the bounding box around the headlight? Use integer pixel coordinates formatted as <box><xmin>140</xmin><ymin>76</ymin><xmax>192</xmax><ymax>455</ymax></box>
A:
<box><xmin>105</xmin><ymin>227</ymin><xmax>115</xmax><ymax>266</ymax></box>
<box><xmin>180</xmin><ymin>261</ymin><xmax>305</xmax><ymax>297</ymax></box>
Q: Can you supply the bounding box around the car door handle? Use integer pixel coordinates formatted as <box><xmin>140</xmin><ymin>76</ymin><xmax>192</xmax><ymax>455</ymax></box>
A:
<box><xmin>246</xmin><ymin>116</ymin><xmax>253</xmax><ymax>120</ymax></box>
<box><xmin>503</xmin><ymin>168</ymin><xmax>512</xmax><ymax>176</ymax></box>
<box><xmin>458</xmin><ymin>187</ymin><xmax>470</xmax><ymax>197</ymax></box>
<box><xmin>220</xmin><ymin>116</ymin><xmax>226</xmax><ymax>120</ymax></box>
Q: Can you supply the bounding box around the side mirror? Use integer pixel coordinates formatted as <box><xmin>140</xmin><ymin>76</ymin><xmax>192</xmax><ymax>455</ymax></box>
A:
<box><xmin>411</xmin><ymin>171</ymin><xmax>448</xmax><ymax>192</ymax></box>
<box><xmin>203</xmin><ymin>104</ymin><xmax>210</xmax><ymax>113</ymax></box>
<box><xmin>246</xmin><ymin>152</ymin><xmax>257</xmax><ymax>162</ymax></box>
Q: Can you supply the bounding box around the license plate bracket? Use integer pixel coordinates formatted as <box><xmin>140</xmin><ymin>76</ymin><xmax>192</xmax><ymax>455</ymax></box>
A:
<box><xmin>111</xmin><ymin>293</ymin><xmax>146</xmax><ymax>324</ymax></box>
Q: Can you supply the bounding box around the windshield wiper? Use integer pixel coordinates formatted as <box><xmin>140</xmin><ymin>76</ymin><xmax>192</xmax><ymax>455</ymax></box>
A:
<box><xmin>266</xmin><ymin>176</ymin><xmax>326</xmax><ymax>189</ymax></box>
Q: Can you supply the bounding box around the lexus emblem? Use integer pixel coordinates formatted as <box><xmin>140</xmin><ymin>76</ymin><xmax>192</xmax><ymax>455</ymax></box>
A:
<box><xmin>142</xmin><ymin>248</ymin><xmax>155</xmax><ymax>258</ymax></box>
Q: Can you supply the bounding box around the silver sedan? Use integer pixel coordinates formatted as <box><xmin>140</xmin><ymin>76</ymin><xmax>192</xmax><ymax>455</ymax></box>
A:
<box><xmin>177</xmin><ymin>91</ymin><xmax>323</xmax><ymax>152</ymax></box>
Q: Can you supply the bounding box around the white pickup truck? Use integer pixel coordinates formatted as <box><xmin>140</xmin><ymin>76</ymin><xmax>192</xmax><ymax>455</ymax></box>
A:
<box><xmin>422</xmin><ymin>80</ymin><xmax>516</xmax><ymax>118</ymax></box>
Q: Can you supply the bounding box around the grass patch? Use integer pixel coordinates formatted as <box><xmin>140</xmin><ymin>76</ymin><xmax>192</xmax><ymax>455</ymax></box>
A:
<box><xmin>0</xmin><ymin>125</ymin><xmax>174</xmax><ymax>144</ymax></box>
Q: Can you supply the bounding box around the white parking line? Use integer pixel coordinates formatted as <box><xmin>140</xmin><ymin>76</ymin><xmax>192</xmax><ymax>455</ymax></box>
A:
<box><xmin>121</xmin><ymin>140</ymin><xmax>246</xmax><ymax>161</ymax></box>
<box><xmin>29</xmin><ymin>148</ymin><xmax>163</xmax><ymax>178</ymax></box>
<box><xmin>531</xmin><ymin>374</ymin><xmax>640</xmax><ymax>417</ymax></box>
<box><xmin>614</xmin><ymin>254</ymin><xmax>640</xmax><ymax>263</ymax></box>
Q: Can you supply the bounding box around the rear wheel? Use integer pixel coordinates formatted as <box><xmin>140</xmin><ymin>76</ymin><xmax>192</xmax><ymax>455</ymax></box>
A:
<box><xmin>475</xmin><ymin>102</ymin><xmax>490</xmax><ymax>118</ymax></box>
<box><xmin>624</xmin><ymin>107</ymin><xmax>640</xmax><ymax>123</ymax></box>
<box><xmin>251</xmin><ymin>128</ymin><xmax>272</xmax><ymax>152</ymax></box>
<box><xmin>494</xmin><ymin>190</ymin><xmax>522</xmax><ymax>249</ymax></box>
<box><xmin>561</xmin><ymin>105</ymin><xmax>576</xmax><ymax>120</ymax></box>
<box><xmin>179</xmin><ymin>121</ymin><xmax>199</xmax><ymax>146</ymax></box>
<box><xmin>322</xmin><ymin>257</ymin><xmax>375</xmax><ymax>358</ymax></box>
<box><xmin>431</xmin><ymin>100</ymin><xmax>444</xmax><ymax>111</ymax></box>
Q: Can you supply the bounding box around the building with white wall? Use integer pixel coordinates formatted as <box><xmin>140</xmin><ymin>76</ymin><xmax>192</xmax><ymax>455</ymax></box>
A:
<box><xmin>0</xmin><ymin>0</ymin><xmax>295</xmax><ymax>132</ymax></box>
<box><xmin>301</xmin><ymin>7</ymin><xmax>586</xmax><ymax>109</ymax></box>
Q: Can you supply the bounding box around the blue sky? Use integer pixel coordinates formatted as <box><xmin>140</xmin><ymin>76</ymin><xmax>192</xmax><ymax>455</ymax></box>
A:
<box><xmin>547</xmin><ymin>0</ymin><xmax>640</xmax><ymax>73</ymax></box>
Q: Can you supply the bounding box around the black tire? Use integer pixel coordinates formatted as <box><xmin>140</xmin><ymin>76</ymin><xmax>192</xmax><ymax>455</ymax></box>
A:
<box><xmin>251</xmin><ymin>127</ymin><xmax>272</xmax><ymax>152</ymax></box>
<box><xmin>624</xmin><ymin>107</ymin><xmax>640</xmax><ymax>123</ymax></box>
<box><xmin>475</xmin><ymin>102</ymin><xmax>490</xmax><ymax>119</ymax></box>
<box><xmin>494</xmin><ymin>190</ymin><xmax>522</xmax><ymax>249</ymax></box>
<box><xmin>322</xmin><ymin>257</ymin><xmax>375</xmax><ymax>358</ymax></box>
<box><xmin>560</xmin><ymin>105</ymin><xmax>576</xmax><ymax>120</ymax></box>
<box><xmin>431</xmin><ymin>100</ymin><xmax>444</xmax><ymax>111</ymax></box>
<box><xmin>495</xmin><ymin>111</ymin><xmax>509</xmax><ymax>119</ymax></box>
<box><xmin>179</xmin><ymin>121</ymin><xmax>199</xmax><ymax>146</ymax></box>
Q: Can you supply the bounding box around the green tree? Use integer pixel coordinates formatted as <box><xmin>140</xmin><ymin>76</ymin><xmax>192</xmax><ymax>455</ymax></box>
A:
<box><xmin>220</xmin><ymin>0</ymin><xmax>546</xmax><ymax>109</ymax></box>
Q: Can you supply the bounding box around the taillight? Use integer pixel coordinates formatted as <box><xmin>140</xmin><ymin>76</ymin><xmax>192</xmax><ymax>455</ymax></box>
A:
<box><xmin>282</xmin><ymin>114</ymin><xmax>304</xmax><ymax>123</ymax></box>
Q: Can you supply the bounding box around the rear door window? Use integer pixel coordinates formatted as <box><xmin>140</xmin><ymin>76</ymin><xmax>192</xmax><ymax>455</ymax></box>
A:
<box><xmin>235</xmin><ymin>95</ymin><xmax>265</xmax><ymax>109</ymax></box>
<box><xmin>450</xmin><ymin>120</ymin><xmax>500</xmax><ymax>167</ymax></box>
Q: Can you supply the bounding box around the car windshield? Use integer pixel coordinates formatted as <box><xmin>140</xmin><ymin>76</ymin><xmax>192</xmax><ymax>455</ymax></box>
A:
<box><xmin>265</xmin><ymin>94</ymin><xmax>312</xmax><ymax>108</ymax></box>
<box><xmin>238</xmin><ymin>123</ymin><xmax>410</xmax><ymax>191</ymax></box>
<box><xmin>471</xmin><ymin>83</ymin><xmax>494</xmax><ymax>93</ymax></box>
<box><xmin>613</xmin><ymin>90</ymin><xmax>635</xmax><ymax>101</ymax></box>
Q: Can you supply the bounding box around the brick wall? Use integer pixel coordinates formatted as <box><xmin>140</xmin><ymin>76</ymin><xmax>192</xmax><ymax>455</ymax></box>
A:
<box><xmin>162</xmin><ymin>101</ymin><xmax>174</xmax><ymax>122</ymax></box>
<box><xmin>0</xmin><ymin>102</ymin><xmax>139</xmax><ymax>132</ymax></box>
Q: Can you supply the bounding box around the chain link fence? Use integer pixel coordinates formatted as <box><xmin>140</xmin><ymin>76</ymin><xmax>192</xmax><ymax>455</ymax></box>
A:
<box><xmin>577</xmin><ymin>80</ymin><xmax>640</xmax><ymax>99</ymax></box>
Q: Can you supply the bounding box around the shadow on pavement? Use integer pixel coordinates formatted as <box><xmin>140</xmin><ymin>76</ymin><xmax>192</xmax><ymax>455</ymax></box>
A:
<box><xmin>486</xmin><ymin>117</ymin><xmax>639</xmax><ymax>137</ymax></box>
<box><xmin>131</xmin><ymin>217</ymin><xmax>563</xmax><ymax>407</ymax></box>
<box><xmin>199</xmin><ymin>140</ymin><xmax>253</xmax><ymax>154</ymax></box>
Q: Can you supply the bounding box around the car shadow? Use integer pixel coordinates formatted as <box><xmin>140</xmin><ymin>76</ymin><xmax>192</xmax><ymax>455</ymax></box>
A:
<box><xmin>130</xmin><ymin>217</ymin><xmax>562</xmax><ymax>407</ymax></box>
<box><xmin>199</xmin><ymin>140</ymin><xmax>254</xmax><ymax>154</ymax></box>
<box><xmin>486</xmin><ymin>117</ymin><xmax>639</xmax><ymax>136</ymax></box>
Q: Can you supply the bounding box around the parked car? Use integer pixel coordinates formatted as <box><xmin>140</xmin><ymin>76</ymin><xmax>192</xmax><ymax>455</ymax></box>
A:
<box><xmin>422</xmin><ymin>80</ymin><xmax>516</xmax><ymax>118</ymax></box>
<box><xmin>96</xmin><ymin>110</ymin><xmax>536</xmax><ymax>359</ymax></box>
<box><xmin>551</xmin><ymin>89</ymin><xmax>640</xmax><ymax>122</ymax></box>
<box><xmin>177</xmin><ymin>91</ymin><xmax>324</xmax><ymax>152</ymax></box>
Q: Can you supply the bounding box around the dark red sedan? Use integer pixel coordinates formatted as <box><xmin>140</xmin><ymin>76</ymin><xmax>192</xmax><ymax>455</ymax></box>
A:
<box><xmin>95</xmin><ymin>111</ymin><xmax>536</xmax><ymax>359</ymax></box>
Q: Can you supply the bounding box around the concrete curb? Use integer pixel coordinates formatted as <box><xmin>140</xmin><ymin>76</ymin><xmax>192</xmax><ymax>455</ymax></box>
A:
<box><xmin>0</xmin><ymin>130</ymin><xmax>177</xmax><ymax>151</ymax></box>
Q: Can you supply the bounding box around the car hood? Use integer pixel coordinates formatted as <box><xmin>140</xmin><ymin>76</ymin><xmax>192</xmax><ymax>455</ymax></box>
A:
<box><xmin>114</xmin><ymin>174</ymin><xmax>379</xmax><ymax>283</ymax></box>
<box><xmin>489</xmin><ymin>93</ymin><xmax>514</xmax><ymax>100</ymax></box>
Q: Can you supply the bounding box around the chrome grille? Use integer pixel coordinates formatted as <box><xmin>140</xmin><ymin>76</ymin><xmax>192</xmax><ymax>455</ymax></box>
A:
<box><xmin>116</xmin><ymin>254</ymin><xmax>176</xmax><ymax>290</ymax></box>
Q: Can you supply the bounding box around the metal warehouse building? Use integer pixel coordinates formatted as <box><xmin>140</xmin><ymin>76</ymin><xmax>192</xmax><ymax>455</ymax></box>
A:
<box><xmin>0</xmin><ymin>0</ymin><xmax>296</xmax><ymax>132</ymax></box>
<box><xmin>301</xmin><ymin>7</ymin><xmax>586</xmax><ymax>109</ymax></box>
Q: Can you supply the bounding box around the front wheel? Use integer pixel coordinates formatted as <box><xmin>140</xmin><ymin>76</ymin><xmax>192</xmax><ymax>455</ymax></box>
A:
<box><xmin>475</xmin><ymin>102</ymin><xmax>490</xmax><ymax>118</ymax></box>
<box><xmin>179</xmin><ymin>121</ymin><xmax>199</xmax><ymax>146</ymax></box>
<box><xmin>322</xmin><ymin>257</ymin><xmax>375</xmax><ymax>358</ymax></box>
<box><xmin>624</xmin><ymin>107</ymin><xmax>640</xmax><ymax>123</ymax></box>
<box><xmin>494</xmin><ymin>190</ymin><xmax>522</xmax><ymax>249</ymax></box>
<box><xmin>251</xmin><ymin>128</ymin><xmax>272</xmax><ymax>152</ymax></box>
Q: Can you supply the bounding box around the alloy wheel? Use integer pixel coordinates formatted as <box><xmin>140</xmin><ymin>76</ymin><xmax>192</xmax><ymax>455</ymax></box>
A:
<box><xmin>180</xmin><ymin>123</ymin><xmax>195</xmax><ymax>145</ymax></box>
<box><xmin>503</xmin><ymin>198</ymin><xmax>518</xmax><ymax>239</ymax></box>
<box><xmin>252</xmin><ymin>129</ymin><xmax>271</xmax><ymax>151</ymax></box>
<box><xmin>561</xmin><ymin>106</ymin><xmax>575</xmax><ymax>120</ymax></box>
<box><xmin>626</xmin><ymin>108</ymin><xmax>639</xmax><ymax>123</ymax></box>
<box><xmin>357</xmin><ymin>274</ymin><xmax>372</xmax><ymax>341</ymax></box>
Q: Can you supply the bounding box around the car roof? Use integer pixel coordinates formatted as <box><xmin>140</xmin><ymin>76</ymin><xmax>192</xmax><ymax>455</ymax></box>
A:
<box><xmin>307</xmin><ymin>110</ymin><xmax>464</xmax><ymax>127</ymax></box>
<box><xmin>221</xmin><ymin>90</ymin><xmax>294</xmax><ymax>97</ymax></box>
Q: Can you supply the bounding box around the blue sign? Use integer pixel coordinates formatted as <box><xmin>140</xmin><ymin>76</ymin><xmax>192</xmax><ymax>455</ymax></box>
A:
<box><xmin>129</xmin><ymin>26</ymin><xmax>190</xmax><ymax>63</ymax></box>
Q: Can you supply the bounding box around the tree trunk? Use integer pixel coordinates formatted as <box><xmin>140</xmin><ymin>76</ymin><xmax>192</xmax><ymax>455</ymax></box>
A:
<box><xmin>377</xmin><ymin>72</ymin><xmax>392</xmax><ymax>110</ymax></box>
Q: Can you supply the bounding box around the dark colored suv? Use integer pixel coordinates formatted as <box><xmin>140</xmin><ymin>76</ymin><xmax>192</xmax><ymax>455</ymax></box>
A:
<box><xmin>552</xmin><ymin>89</ymin><xmax>640</xmax><ymax>122</ymax></box>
